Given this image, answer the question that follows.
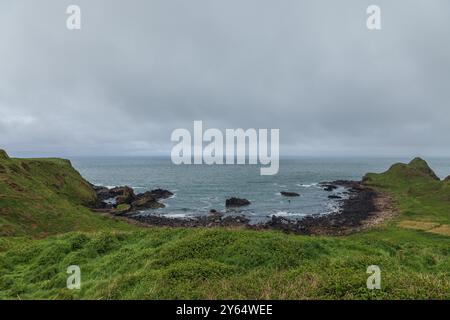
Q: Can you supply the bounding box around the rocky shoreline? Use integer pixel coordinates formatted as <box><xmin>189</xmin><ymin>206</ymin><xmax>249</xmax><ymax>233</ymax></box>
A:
<box><xmin>90</xmin><ymin>180</ymin><xmax>386</xmax><ymax>236</ymax></box>
<box><xmin>90</xmin><ymin>185</ymin><xmax>174</xmax><ymax>215</ymax></box>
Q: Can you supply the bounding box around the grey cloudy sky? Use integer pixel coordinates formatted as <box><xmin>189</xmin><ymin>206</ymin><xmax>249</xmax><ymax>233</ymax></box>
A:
<box><xmin>1</xmin><ymin>0</ymin><xmax>450</xmax><ymax>157</ymax></box>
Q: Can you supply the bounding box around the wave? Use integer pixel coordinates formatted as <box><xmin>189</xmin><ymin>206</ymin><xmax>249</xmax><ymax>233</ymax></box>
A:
<box><xmin>296</xmin><ymin>183</ymin><xmax>319</xmax><ymax>188</ymax></box>
<box><xmin>271</xmin><ymin>211</ymin><xmax>306</xmax><ymax>217</ymax></box>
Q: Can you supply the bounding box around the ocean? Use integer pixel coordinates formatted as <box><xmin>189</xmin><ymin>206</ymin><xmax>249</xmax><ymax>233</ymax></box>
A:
<box><xmin>71</xmin><ymin>157</ymin><xmax>450</xmax><ymax>222</ymax></box>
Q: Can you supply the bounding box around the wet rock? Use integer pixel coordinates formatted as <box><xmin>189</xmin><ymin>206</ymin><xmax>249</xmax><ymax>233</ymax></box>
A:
<box><xmin>149</xmin><ymin>188</ymin><xmax>174</xmax><ymax>200</ymax></box>
<box><xmin>93</xmin><ymin>201</ymin><xmax>114</xmax><ymax>209</ymax></box>
<box><xmin>132</xmin><ymin>213</ymin><xmax>249</xmax><ymax>228</ymax></box>
<box><xmin>131</xmin><ymin>192</ymin><xmax>165</xmax><ymax>209</ymax></box>
<box><xmin>280</xmin><ymin>191</ymin><xmax>300</xmax><ymax>197</ymax></box>
<box><xmin>328</xmin><ymin>195</ymin><xmax>342</xmax><ymax>199</ymax></box>
<box><xmin>225</xmin><ymin>197</ymin><xmax>251</xmax><ymax>207</ymax></box>
<box><xmin>93</xmin><ymin>185</ymin><xmax>136</xmax><ymax>203</ymax></box>
<box><xmin>107</xmin><ymin>186</ymin><xmax>136</xmax><ymax>205</ymax></box>
<box><xmin>93</xmin><ymin>186</ymin><xmax>113</xmax><ymax>201</ymax></box>
<box><xmin>112</xmin><ymin>204</ymin><xmax>132</xmax><ymax>216</ymax></box>
<box><xmin>208</xmin><ymin>209</ymin><xmax>224</xmax><ymax>220</ymax></box>
<box><xmin>322</xmin><ymin>184</ymin><xmax>338</xmax><ymax>192</ymax></box>
<box><xmin>110</xmin><ymin>186</ymin><xmax>135</xmax><ymax>197</ymax></box>
<box><xmin>91</xmin><ymin>185</ymin><xmax>171</xmax><ymax>212</ymax></box>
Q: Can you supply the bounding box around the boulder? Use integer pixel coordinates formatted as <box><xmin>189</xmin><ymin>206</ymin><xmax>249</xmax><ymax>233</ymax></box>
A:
<box><xmin>225</xmin><ymin>197</ymin><xmax>250</xmax><ymax>207</ymax></box>
<box><xmin>149</xmin><ymin>188</ymin><xmax>174</xmax><ymax>200</ymax></box>
<box><xmin>328</xmin><ymin>195</ymin><xmax>342</xmax><ymax>199</ymax></box>
<box><xmin>111</xmin><ymin>204</ymin><xmax>132</xmax><ymax>216</ymax></box>
<box><xmin>131</xmin><ymin>191</ymin><xmax>165</xmax><ymax>209</ymax></box>
<box><xmin>93</xmin><ymin>186</ymin><xmax>113</xmax><ymax>201</ymax></box>
<box><xmin>111</xmin><ymin>186</ymin><xmax>136</xmax><ymax>205</ymax></box>
<box><xmin>280</xmin><ymin>191</ymin><xmax>300</xmax><ymax>197</ymax></box>
<box><xmin>208</xmin><ymin>209</ymin><xmax>224</xmax><ymax>220</ymax></box>
<box><xmin>322</xmin><ymin>184</ymin><xmax>338</xmax><ymax>192</ymax></box>
<box><xmin>93</xmin><ymin>185</ymin><xmax>136</xmax><ymax>203</ymax></box>
<box><xmin>91</xmin><ymin>185</ymin><xmax>172</xmax><ymax>212</ymax></box>
<box><xmin>110</xmin><ymin>186</ymin><xmax>135</xmax><ymax>197</ymax></box>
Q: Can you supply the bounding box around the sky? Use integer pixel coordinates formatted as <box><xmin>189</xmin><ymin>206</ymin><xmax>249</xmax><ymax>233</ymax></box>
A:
<box><xmin>1</xmin><ymin>0</ymin><xmax>450</xmax><ymax>157</ymax></box>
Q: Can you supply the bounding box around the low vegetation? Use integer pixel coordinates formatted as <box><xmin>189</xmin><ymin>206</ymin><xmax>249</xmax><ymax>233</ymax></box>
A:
<box><xmin>0</xmin><ymin>151</ymin><xmax>449</xmax><ymax>299</ymax></box>
<box><xmin>0</xmin><ymin>152</ymin><xmax>133</xmax><ymax>237</ymax></box>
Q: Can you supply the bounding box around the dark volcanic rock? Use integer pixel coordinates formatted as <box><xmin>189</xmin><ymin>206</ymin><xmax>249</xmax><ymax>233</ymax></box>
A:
<box><xmin>131</xmin><ymin>192</ymin><xmax>165</xmax><ymax>210</ymax></box>
<box><xmin>93</xmin><ymin>185</ymin><xmax>113</xmax><ymax>201</ymax></box>
<box><xmin>149</xmin><ymin>188</ymin><xmax>174</xmax><ymax>200</ymax></box>
<box><xmin>93</xmin><ymin>201</ymin><xmax>114</xmax><ymax>210</ymax></box>
<box><xmin>105</xmin><ymin>186</ymin><xmax>137</xmax><ymax>205</ymax></box>
<box><xmin>111</xmin><ymin>204</ymin><xmax>132</xmax><ymax>216</ymax></box>
<box><xmin>93</xmin><ymin>185</ymin><xmax>136</xmax><ymax>203</ymax></box>
<box><xmin>280</xmin><ymin>191</ymin><xmax>300</xmax><ymax>197</ymax></box>
<box><xmin>91</xmin><ymin>185</ymin><xmax>171</xmax><ymax>212</ymax></box>
<box><xmin>133</xmin><ymin>213</ymin><xmax>249</xmax><ymax>228</ymax></box>
<box><xmin>322</xmin><ymin>184</ymin><xmax>338</xmax><ymax>192</ymax></box>
<box><xmin>328</xmin><ymin>195</ymin><xmax>342</xmax><ymax>199</ymax></box>
<box><xmin>110</xmin><ymin>186</ymin><xmax>135</xmax><ymax>198</ymax></box>
<box><xmin>225</xmin><ymin>197</ymin><xmax>251</xmax><ymax>207</ymax></box>
<box><xmin>208</xmin><ymin>209</ymin><xmax>224</xmax><ymax>220</ymax></box>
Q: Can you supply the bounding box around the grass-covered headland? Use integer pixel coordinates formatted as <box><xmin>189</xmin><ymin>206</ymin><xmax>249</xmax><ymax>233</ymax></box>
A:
<box><xmin>0</xmin><ymin>150</ymin><xmax>449</xmax><ymax>299</ymax></box>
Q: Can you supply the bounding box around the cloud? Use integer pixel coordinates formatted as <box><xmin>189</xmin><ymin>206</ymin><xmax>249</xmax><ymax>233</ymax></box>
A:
<box><xmin>1</xmin><ymin>0</ymin><xmax>450</xmax><ymax>157</ymax></box>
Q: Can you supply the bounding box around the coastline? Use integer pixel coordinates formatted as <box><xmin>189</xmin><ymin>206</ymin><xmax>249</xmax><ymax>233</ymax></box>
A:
<box><xmin>104</xmin><ymin>180</ymin><xmax>396</xmax><ymax>236</ymax></box>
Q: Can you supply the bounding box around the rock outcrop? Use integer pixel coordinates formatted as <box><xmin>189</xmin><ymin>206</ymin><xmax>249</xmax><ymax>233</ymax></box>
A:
<box><xmin>131</xmin><ymin>192</ymin><xmax>165</xmax><ymax>210</ymax></box>
<box><xmin>280</xmin><ymin>191</ymin><xmax>300</xmax><ymax>197</ymax></box>
<box><xmin>322</xmin><ymin>184</ymin><xmax>338</xmax><ymax>192</ymax></box>
<box><xmin>225</xmin><ymin>197</ymin><xmax>251</xmax><ymax>207</ymax></box>
<box><xmin>92</xmin><ymin>185</ymin><xmax>170</xmax><ymax>214</ymax></box>
<box><xmin>113</xmin><ymin>186</ymin><xmax>136</xmax><ymax>205</ymax></box>
<box><xmin>149</xmin><ymin>188</ymin><xmax>174</xmax><ymax>200</ymax></box>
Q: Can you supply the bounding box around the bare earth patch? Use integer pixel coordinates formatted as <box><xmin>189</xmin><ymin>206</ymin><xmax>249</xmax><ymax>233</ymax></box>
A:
<box><xmin>398</xmin><ymin>220</ymin><xmax>450</xmax><ymax>236</ymax></box>
<box><xmin>429</xmin><ymin>225</ymin><xmax>450</xmax><ymax>236</ymax></box>
<box><xmin>398</xmin><ymin>220</ymin><xmax>440</xmax><ymax>231</ymax></box>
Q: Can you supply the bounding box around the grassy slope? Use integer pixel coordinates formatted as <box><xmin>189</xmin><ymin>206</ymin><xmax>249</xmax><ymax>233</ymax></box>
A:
<box><xmin>0</xmin><ymin>155</ymin><xmax>449</xmax><ymax>299</ymax></box>
<box><xmin>0</xmin><ymin>152</ymin><xmax>133</xmax><ymax>237</ymax></box>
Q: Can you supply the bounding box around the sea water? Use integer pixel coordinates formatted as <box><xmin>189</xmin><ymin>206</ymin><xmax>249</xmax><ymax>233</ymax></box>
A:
<box><xmin>71</xmin><ymin>157</ymin><xmax>450</xmax><ymax>222</ymax></box>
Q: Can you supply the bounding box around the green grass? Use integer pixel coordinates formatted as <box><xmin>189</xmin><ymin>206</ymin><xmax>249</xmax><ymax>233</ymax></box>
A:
<box><xmin>364</xmin><ymin>157</ymin><xmax>450</xmax><ymax>228</ymax></box>
<box><xmin>0</xmin><ymin>152</ymin><xmax>449</xmax><ymax>299</ymax></box>
<box><xmin>1</xmin><ymin>228</ymin><xmax>448</xmax><ymax>299</ymax></box>
<box><xmin>0</xmin><ymin>153</ymin><xmax>133</xmax><ymax>237</ymax></box>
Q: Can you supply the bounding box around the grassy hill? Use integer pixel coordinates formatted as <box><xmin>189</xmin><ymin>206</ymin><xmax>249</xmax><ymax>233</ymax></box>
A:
<box><xmin>0</xmin><ymin>152</ymin><xmax>449</xmax><ymax>299</ymax></box>
<box><xmin>0</xmin><ymin>150</ymin><xmax>132</xmax><ymax>237</ymax></box>
<box><xmin>364</xmin><ymin>157</ymin><xmax>450</xmax><ymax>235</ymax></box>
